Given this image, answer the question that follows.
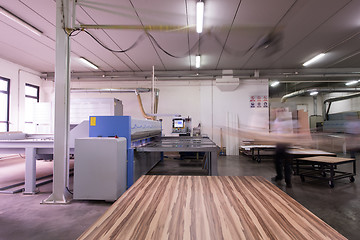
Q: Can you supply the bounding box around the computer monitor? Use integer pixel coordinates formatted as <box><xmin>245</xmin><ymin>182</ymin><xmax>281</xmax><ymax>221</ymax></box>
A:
<box><xmin>173</xmin><ymin>119</ymin><xmax>184</xmax><ymax>128</ymax></box>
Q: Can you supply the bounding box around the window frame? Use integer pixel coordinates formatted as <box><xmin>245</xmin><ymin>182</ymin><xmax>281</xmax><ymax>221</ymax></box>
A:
<box><xmin>25</xmin><ymin>83</ymin><xmax>39</xmax><ymax>101</ymax></box>
<box><xmin>25</xmin><ymin>83</ymin><xmax>39</xmax><ymax>124</ymax></box>
<box><xmin>0</xmin><ymin>76</ymin><xmax>10</xmax><ymax>131</ymax></box>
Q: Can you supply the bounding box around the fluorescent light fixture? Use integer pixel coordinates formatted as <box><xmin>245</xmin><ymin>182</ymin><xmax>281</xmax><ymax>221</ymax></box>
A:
<box><xmin>196</xmin><ymin>1</ymin><xmax>204</xmax><ymax>33</ymax></box>
<box><xmin>270</xmin><ymin>81</ymin><xmax>280</xmax><ymax>87</ymax></box>
<box><xmin>0</xmin><ymin>7</ymin><xmax>42</xmax><ymax>36</ymax></box>
<box><xmin>345</xmin><ymin>80</ymin><xmax>360</xmax><ymax>86</ymax></box>
<box><xmin>195</xmin><ymin>55</ymin><xmax>201</xmax><ymax>68</ymax></box>
<box><xmin>310</xmin><ymin>91</ymin><xmax>318</xmax><ymax>96</ymax></box>
<box><xmin>303</xmin><ymin>53</ymin><xmax>325</xmax><ymax>67</ymax></box>
<box><xmin>79</xmin><ymin>57</ymin><xmax>99</xmax><ymax>70</ymax></box>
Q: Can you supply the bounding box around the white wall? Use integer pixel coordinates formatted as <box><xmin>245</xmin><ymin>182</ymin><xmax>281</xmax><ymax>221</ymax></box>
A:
<box><xmin>1</xmin><ymin>57</ymin><xmax>270</xmax><ymax>148</ymax></box>
<box><xmin>70</xmin><ymin>79</ymin><xmax>269</xmax><ymax>147</ymax></box>
<box><xmin>0</xmin><ymin>57</ymin><xmax>53</xmax><ymax>132</ymax></box>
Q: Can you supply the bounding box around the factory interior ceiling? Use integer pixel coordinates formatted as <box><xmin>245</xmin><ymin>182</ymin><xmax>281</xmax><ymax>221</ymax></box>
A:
<box><xmin>1</xmin><ymin>0</ymin><xmax>360</xmax><ymax>97</ymax></box>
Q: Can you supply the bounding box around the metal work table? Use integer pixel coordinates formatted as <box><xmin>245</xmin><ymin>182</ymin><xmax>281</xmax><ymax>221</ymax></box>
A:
<box><xmin>0</xmin><ymin>139</ymin><xmax>75</xmax><ymax>194</ymax></box>
<box><xmin>288</xmin><ymin>148</ymin><xmax>337</xmax><ymax>158</ymax></box>
<box><xmin>241</xmin><ymin>145</ymin><xmax>336</xmax><ymax>163</ymax></box>
<box><xmin>295</xmin><ymin>156</ymin><xmax>356</xmax><ymax>188</ymax></box>
<box><xmin>136</xmin><ymin>136</ymin><xmax>219</xmax><ymax>175</ymax></box>
<box><xmin>0</xmin><ymin>139</ymin><xmax>54</xmax><ymax>194</ymax></box>
<box><xmin>240</xmin><ymin>144</ymin><xmax>276</xmax><ymax>162</ymax></box>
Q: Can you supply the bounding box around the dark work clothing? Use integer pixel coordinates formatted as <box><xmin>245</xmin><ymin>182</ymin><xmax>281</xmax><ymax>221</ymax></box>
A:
<box><xmin>349</xmin><ymin>148</ymin><xmax>359</xmax><ymax>159</ymax></box>
<box><xmin>274</xmin><ymin>143</ymin><xmax>292</xmax><ymax>185</ymax></box>
<box><xmin>347</xmin><ymin>135</ymin><xmax>360</xmax><ymax>159</ymax></box>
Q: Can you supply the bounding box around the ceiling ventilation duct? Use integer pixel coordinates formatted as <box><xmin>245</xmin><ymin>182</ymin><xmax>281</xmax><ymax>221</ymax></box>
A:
<box><xmin>323</xmin><ymin>92</ymin><xmax>360</xmax><ymax>120</ymax></box>
<box><xmin>216</xmin><ymin>70</ymin><xmax>240</xmax><ymax>91</ymax></box>
<box><xmin>281</xmin><ymin>87</ymin><xmax>360</xmax><ymax>102</ymax></box>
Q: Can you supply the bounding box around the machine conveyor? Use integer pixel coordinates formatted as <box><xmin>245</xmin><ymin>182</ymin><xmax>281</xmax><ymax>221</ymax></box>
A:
<box><xmin>136</xmin><ymin>136</ymin><xmax>219</xmax><ymax>176</ymax></box>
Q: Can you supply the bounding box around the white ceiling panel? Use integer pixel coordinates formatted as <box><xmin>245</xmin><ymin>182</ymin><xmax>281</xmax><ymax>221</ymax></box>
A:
<box><xmin>243</xmin><ymin>0</ymin><xmax>352</xmax><ymax>69</ymax></box>
<box><xmin>0</xmin><ymin>40</ymin><xmax>53</xmax><ymax>71</ymax></box>
<box><xmin>217</xmin><ymin>0</ymin><xmax>296</xmax><ymax>69</ymax></box>
<box><xmin>270</xmin><ymin>0</ymin><xmax>360</xmax><ymax>69</ymax></box>
<box><xmin>0</xmin><ymin>20</ymin><xmax>55</xmax><ymax>72</ymax></box>
<box><xmin>194</xmin><ymin>0</ymin><xmax>240</xmax><ymax>69</ymax></box>
<box><xmin>0</xmin><ymin>0</ymin><xmax>359</xmax><ymax>83</ymax></box>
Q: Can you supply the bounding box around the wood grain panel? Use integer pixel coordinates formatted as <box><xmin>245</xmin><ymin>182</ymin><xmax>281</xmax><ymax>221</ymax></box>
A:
<box><xmin>78</xmin><ymin>176</ymin><xmax>346</xmax><ymax>240</ymax></box>
<box><xmin>299</xmin><ymin>156</ymin><xmax>354</xmax><ymax>163</ymax></box>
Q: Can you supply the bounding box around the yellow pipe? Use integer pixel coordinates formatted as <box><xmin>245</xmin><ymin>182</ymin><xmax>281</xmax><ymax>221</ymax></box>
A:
<box><xmin>154</xmin><ymin>95</ymin><xmax>159</xmax><ymax>114</ymax></box>
<box><xmin>154</xmin><ymin>90</ymin><xmax>160</xmax><ymax>114</ymax></box>
<box><xmin>136</xmin><ymin>92</ymin><xmax>156</xmax><ymax>120</ymax></box>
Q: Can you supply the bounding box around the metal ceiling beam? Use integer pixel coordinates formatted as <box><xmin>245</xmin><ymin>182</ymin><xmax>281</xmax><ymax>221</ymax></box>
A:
<box><xmin>41</xmin><ymin>68</ymin><xmax>360</xmax><ymax>82</ymax></box>
<box><xmin>77</xmin><ymin>24</ymin><xmax>192</xmax><ymax>31</ymax></box>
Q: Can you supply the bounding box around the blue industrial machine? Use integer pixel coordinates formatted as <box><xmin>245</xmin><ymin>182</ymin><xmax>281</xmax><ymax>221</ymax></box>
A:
<box><xmin>88</xmin><ymin>116</ymin><xmax>162</xmax><ymax>188</ymax></box>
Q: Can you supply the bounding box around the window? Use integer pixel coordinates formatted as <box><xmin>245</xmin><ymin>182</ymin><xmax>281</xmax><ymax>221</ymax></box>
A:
<box><xmin>24</xmin><ymin>84</ymin><xmax>39</xmax><ymax>133</ymax></box>
<box><xmin>0</xmin><ymin>77</ymin><xmax>10</xmax><ymax>132</ymax></box>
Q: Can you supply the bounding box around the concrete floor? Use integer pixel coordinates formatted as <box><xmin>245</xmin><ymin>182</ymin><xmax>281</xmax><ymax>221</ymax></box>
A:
<box><xmin>0</xmin><ymin>154</ymin><xmax>358</xmax><ymax>240</ymax></box>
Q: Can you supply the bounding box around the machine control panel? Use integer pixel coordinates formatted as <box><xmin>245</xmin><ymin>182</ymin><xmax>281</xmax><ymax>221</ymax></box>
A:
<box><xmin>172</xmin><ymin>117</ymin><xmax>191</xmax><ymax>134</ymax></box>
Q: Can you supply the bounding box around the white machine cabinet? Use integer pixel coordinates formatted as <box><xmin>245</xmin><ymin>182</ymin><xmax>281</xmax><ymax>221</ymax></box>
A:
<box><xmin>74</xmin><ymin>137</ymin><xmax>127</xmax><ymax>201</ymax></box>
<box><xmin>70</xmin><ymin>98</ymin><xmax>123</xmax><ymax>124</ymax></box>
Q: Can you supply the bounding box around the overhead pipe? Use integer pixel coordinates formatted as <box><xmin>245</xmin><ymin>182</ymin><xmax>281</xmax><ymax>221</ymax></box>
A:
<box><xmin>154</xmin><ymin>89</ymin><xmax>159</xmax><ymax>114</ymax></box>
<box><xmin>281</xmin><ymin>87</ymin><xmax>360</xmax><ymax>102</ymax></box>
<box><xmin>135</xmin><ymin>91</ymin><xmax>156</xmax><ymax>120</ymax></box>
<box><xmin>70</xmin><ymin>88</ymin><xmax>151</xmax><ymax>93</ymax></box>
<box><xmin>42</xmin><ymin>68</ymin><xmax>360</xmax><ymax>81</ymax></box>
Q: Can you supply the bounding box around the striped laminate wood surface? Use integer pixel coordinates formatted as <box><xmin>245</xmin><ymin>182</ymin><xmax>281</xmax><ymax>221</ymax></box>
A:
<box><xmin>78</xmin><ymin>176</ymin><xmax>346</xmax><ymax>240</ymax></box>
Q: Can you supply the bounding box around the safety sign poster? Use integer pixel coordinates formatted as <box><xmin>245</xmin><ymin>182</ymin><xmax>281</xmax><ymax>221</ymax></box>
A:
<box><xmin>250</xmin><ymin>95</ymin><xmax>268</xmax><ymax>108</ymax></box>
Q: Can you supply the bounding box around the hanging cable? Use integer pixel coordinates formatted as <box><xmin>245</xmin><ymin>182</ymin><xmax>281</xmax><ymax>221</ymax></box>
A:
<box><xmin>146</xmin><ymin>31</ymin><xmax>208</xmax><ymax>58</ymax></box>
<box><xmin>146</xmin><ymin>32</ymin><xmax>182</xmax><ymax>58</ymax></box>
<box><xmin>68</xmin><ymin>28</ymin><xmax>82</xmax><ymax>37</ymax></box>
<box><xmin>65</xmin><ymin>28</ymin><xmax>211</xmax><ymax>58</ymax></box>
<box><xmin>83</xmin><ymin>29</ymin><xmax>146</xmax><ymax>53</ymax></box>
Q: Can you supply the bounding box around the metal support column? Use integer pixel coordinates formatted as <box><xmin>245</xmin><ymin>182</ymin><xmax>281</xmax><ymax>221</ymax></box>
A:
<box><xmin>24</xmin><ymin>147</ymin><xmax>37</xmax><ymax>194</ymax></box>
<box><xmin>313</xmin><ymin>96</ymin><xmax>318</xmax><ymax>115</ymax></box>
<box><xmin>210</xmin><ymin>151</ymin><xmax>218</xmax><ymax>176</ymax></box>
<box><xmin>43</xmin><ymin>0</ymin><xmax>72</xmax><ymax>204</ymax></box>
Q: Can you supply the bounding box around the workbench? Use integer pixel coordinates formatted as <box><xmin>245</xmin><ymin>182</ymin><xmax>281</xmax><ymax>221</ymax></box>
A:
<box><xmin>78</xmin><ymin>175</ymin><xmax>345</xmax><ymax>240</ymax></box>
<box><xmin>240</xmin><ymin>145</ymin><xmax>335</xmax><ymax>163</ymax></box>
<box><xmin>295</xmin><ymin>156</ymin><xmax>356</xmax><ymax>188</ymax></box>
<box><xmin>0</xmin><ymin>123</ymin><xmax>87</xmax><ymax>194</ymax></box>
<box><xmin>288</xmin><ymin>148</ymin><xmax>337</xmax><ymax>158</ymax></box>
<box><xmin>240</xmin><ymin>144</ymin><xmax>276</xmax><ymax>162</ymax></box>
<box><xmin>136</xmin><ymin>136</ymin><xmax>219</xmax><ymax>175</ymax></box>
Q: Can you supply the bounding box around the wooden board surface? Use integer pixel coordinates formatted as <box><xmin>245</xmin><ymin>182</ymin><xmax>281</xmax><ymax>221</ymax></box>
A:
<box><xmin>240</xmin><ymin>145</ymin><xmax>276</xmax><ymax>150</ymax></box>
<box><xmin>78</xmin><ymin>176</ymin><xmax>346</xmax><ymax>240</ymax></box>
<box><xmin>288</xmin><ymin>148</ymin><xmax>336</xmax><ymax>156</ymax></box>
<box><xmin>300</xmin><ymin>156</ymin><xmax>354</xmax><ymax>163</ymax></box>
